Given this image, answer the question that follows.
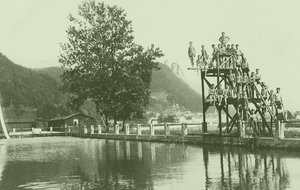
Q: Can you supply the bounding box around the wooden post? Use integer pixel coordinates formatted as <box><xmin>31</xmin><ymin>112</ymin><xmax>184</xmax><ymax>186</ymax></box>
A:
<box><xmin>91</xmin><ymin>125</ymin><xmax>94</xmax><ymax>134</ymax></box>
<box><xmin>150</xmin><ymin>124</ymin><xmax>154</xmax><ymax>136</ymax></box>
<box><xmin>201</xmin><ymin>69</ymin><xmax>208</xmax><ymax>133</ymax></box>
<box><xmin>236</xmin><ymin>119</ymin><xmax>245</xmax><ymax>139</ymax></box>
<box><xmin>280</xmin><ymin>122</ymin><xmax>285</xmax><ymax>139</ymax></box>
<box><xmin>32</xmin><ymin>127</ymin><xmax>34</xmax><ymax>134</ymax></box>
<box><xmin>115</xmin><ymin>125</ymin><xmax>119</xmax><ymax>135</ymax></box>
<box><xmin>84</xmin><ymin>125</ymin><xmax>87</xmax><ymax>134</ymax></box>
<box><xmin>240</xmin><ymin>121</ymin><xmax>245</xmax><ymax>138</ymax></box>
<box><xmin>98</xmin><ymin>125</ymin><xmax>102</xmax><ymax>134</ymax></box>
<box><xmin>50</xmin><ymin>127</ymin><xmax>53</xmax><ymax>134</ymax></box>
<box><xmin>164</xmin><ymin>123</ymin><xmax>170</xmax><ymax>136</ymax></box>
<box><xmin>217</xmin><ymin>54</ymin><xmax>222</xmax><ymax>136</ymax></box>
<box><xmin>182</xmin><ymin>123</ymin><xmax>188</xmax><ymax>136</ymax></box>
<box><xmin>218</xmin><ymin>108</ymin><xmax>222</xmax><ymax>136</ymax></box>
<box><xmin>276</xmin><ymin>120</ymin><xmax>285</xmax><ymax>140</ymax></box>
<box><xmin>275</xmin><ymin>120</ymin><xmax>280</xmax><ymax>140</ymax></box>
<box><xmin>125</xmin><ymin>124</ymin><xmax>130</xmax><ymax>135</ymax></box>
<box><xmin>137</xmin><ymin>124</ymin><xmax>141</xmax><ymax>135</ymax></box>
<box><xmin>226</xmin><ymin>103</ymin><xmax>229</xmax><ymax>129</ymax></box>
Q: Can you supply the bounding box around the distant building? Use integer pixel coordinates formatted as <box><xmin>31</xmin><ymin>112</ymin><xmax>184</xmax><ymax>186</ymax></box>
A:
<box><xmin>48</xmin><ymin>113</ymin><xmax>97</xmax><ymax>133</ymax></box>
<box><xmin>5</xmin><ymin>118</ymin><xmax>36</xmax><ymax>132</ymax></box>
<box><xmin>294</xmin><ymin>111</ymin><xmax>300</xmax><ymax>119</ymax></box>
<box><xmin>36</xmin><ymin>118</ymin><xmax>49</xmax><ymax>130</ymax></box>
<box><xmin>3</xmin><ymin>108</ymin><xmax>37</xmax><ymax>132</ymax></box>
<box><xmin>148</xmin><ymin>117</ymin><xmax>158</xmax><ymax>124</ymax></box>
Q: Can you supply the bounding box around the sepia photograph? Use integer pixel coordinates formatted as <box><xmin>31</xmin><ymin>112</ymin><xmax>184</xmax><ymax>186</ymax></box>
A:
<box><xmin>0</xmin><ymin>0</ymin><xmax>300</xmax><ymax>189</ymax></box>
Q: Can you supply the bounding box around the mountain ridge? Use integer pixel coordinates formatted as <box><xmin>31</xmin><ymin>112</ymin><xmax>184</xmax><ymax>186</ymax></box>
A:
<box><xmin>0</xmin><ymin>52</ymin><xmax>202</xmax><ymax>117</ymax></box>
<box><xmin>36</xmin><ymin>63</ymin><xmax>202</xmax><ymax>112</ymax></box>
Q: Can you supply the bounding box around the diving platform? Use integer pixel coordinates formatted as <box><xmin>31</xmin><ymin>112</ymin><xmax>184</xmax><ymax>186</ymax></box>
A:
<box><xmin>188</xmin><ymin>40</ymin><xmax>280</xmax><ymax>138</ymax></box>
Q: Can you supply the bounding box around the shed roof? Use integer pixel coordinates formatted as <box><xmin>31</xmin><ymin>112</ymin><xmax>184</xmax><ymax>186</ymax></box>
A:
<box><xmin>5</xmin><ymin>118</ymin><xmax>35</xmax><ymax>123</ymax></box>
<box><xmin>50</xmin><ymin>113</ymin><xmax>95</xmax><ymax>121</ymax></box>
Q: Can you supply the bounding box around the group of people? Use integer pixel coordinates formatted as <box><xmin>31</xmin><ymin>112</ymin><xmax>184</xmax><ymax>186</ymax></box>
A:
<box><xmin>192</xmin><ymin>32</ymin><xmax>285</xmax><ymax>134</ymax></box>
<box><xmin>188</xmin><ymin>32</ymin><xmax>246</xmax><ymax>72</ymax></box>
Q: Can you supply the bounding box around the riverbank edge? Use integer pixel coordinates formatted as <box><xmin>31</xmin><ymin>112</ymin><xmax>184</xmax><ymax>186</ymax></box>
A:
<box><xmin>5</xmin><ymin>132</ymin><xmax>300</xmax><ymax>150</ymax></box>
<box><xmin>70</xmin><ymin>133</ymin><xmax>300</xmax><ymax>150</ymax></box>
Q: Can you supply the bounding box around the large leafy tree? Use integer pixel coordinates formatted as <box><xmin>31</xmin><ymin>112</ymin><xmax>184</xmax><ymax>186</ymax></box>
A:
<box><xmin>59</xmin><ymin>1</ymin><xmax>163</xmax><ymax>128</ymax></box>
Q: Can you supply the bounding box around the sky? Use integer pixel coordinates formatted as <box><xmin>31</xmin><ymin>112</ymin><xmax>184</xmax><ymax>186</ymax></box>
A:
<box><xmin>0</xmin><ymin>0</ymin><xmax>300</xmax><ymax>110</ymax></box>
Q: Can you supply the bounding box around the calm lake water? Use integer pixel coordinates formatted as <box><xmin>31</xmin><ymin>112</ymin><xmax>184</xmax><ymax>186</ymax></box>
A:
<box><xmin>0</xmin><ymin>137</ymin><xmax>299</xmax><ymax>190</ymax></box>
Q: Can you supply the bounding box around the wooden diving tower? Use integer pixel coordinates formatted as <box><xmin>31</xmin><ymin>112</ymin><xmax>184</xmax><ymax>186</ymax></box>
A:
<box><xmin>189</xmin><ymin>52</ymin><xmax>279</xmax><ymax>137</ymax></box>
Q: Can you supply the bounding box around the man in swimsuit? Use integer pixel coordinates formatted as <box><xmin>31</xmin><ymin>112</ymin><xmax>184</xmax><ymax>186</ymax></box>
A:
<box><xmin>211</xmin><ymin>44</ymin><xmax>218</xmax><ymax>67</ymax></box>
<box><xmin>188</xmin><ymin>41</ymin><xmax>196</xmax><ymax>67</ymax></box>
<box><xmin>254</xmin><ymin>69</ymin><xmax>261</xmax><ymax>84</ymax></box>
<box><xmin>219</xmin><ymin>32</ymin><xmax>230</xmax><ymax>46</ymax></box>
<box><xmin>216</xmin><ymin>85</ymin><xmax>224</xmax><ymax>106</ymax></box>
<box><xmin>208</xmin><ymin>84</ymin><xmax>216</xmax><ymax>104</ymax></box>
<box><xmin>200</xmin><ymin>45</ymin><xmax>209</xmax><ymax>63</ymax></box>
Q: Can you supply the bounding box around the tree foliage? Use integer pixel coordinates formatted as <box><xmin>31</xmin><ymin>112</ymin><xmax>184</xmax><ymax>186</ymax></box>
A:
<box><xmin>59</xmin><ymin>1</ymin><xmax>163</xmax><ymax>124</ymax></box>
<box><xmin>37</xmin><ymin>104</ymin><xmax>71</xmax><ymax>119</ymax></box>
<box><xmin>157</xmin><ymin>114</ymin><xmax>176</xmax><ymax>123</ymax></box>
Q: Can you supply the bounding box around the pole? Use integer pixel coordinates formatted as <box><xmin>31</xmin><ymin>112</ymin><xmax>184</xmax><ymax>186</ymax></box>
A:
<box><xmin>217</xmin><ymin>54</ymin><xmax>222</xmax><ymax>136</ymax></box>
<box><xmin>201</xmin><ymin>70</ymin><xmax>207</xmax><ymax>133</ymax></box>
<box><xmin>219</xmin><ymin>108</ymin><xmax>222</xmax><ymax>136</ymax></box>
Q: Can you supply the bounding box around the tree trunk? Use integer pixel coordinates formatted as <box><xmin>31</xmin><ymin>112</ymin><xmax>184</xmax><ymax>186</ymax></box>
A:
<box><xmin>105</xmin><ymin>115</ymin><xmax>109</xmax><ymax>132</ymax></box>
<box><xmin>122</xmin><ymin>119</ymin><xmax>125</xmax><ymax>131</ymax></box>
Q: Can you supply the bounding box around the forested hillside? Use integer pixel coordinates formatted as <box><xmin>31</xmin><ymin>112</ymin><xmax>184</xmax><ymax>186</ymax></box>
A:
<box><xmin>0</xmin><ymin>52</ymin><xmax>201</xmax><ymax>117</ymax></box>
<box><xmin>0</xmin><ymin>53</ymin><xmax>66</xmax><ymax>109</ymax></box>
<box><xmin>150</xmin><ymin>63</ymin><xmax>202</xmax><ymax>112</ymax></box>
<box><xmin>37</xmin><ymin>63</ymin><xmax>202</xmax><ymax>112</ymax></box>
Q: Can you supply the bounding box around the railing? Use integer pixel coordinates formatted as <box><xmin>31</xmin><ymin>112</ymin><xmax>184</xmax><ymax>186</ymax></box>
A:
<box><xmin>75</xmin><ymin>123</ymin><xmax>205</xmax><ymax>137</ymax></box>
<box><xmin>8</xmin><ymin>126</ymin><xmax>65</xmax><ymax>136</ymax></box>
<box><xmin>74</xmin><ymin>122</ymin><xmax>240</xmax><ymax>137</ymax></box>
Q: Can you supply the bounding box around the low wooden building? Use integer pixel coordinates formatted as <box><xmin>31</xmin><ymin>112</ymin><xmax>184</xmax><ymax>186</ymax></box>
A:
<box><xmin>5</xmin><ymin>118</ymin><xmax>36</xmax><ymax>132</ymax></box>
<box><xmin>48</xmin><ymin>113</ymin><xmax>97</xmax><ymax>132</ymax></box>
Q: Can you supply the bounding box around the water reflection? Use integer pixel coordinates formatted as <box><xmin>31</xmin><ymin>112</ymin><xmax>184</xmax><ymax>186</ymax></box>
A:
<box><xmin>0</xmin><ymin>137</ymin><xmax>295</xmax><ymax>189</ymax></box>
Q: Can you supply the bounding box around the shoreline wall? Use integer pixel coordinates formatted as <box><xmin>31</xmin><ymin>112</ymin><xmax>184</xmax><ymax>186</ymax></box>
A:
<box><xmin>71</xmin><ymin>133</ymin><xmax>300</xmax><ymax>150</ymax></box>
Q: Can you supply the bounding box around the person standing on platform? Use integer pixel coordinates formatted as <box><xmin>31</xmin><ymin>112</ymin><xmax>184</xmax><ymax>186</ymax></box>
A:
<box><xmin>238</xmin><ymin>92</ymin><xmax>249</xmax><ymax>122</ymax></box>
<box><xmin>230</xmin><ymin>44</ymin><xmax>236</xmax><ymax>54</ymax></box>
<box><xmin>268</xmin><ymin>90</ymin><xmax>275</xmax><ymax>113</ymax></box>
<box><xmin>249</xmin><ymin>109</ymin><xmax>259</xmax><ymax>136</ymax></box>
<box><xmin>261</xmin><ymin>86</ymin><xmax>268</xmax><ymax>101</ymax></box>
<box><xmin>220</xmin><ymin>44</ymin><xmax>227</xmax><ymax>54</ymax></box>
<box><xmin>188</xmin><ymin>41</ymin><xmax>196</xmax><ymax>67</ymax></box>
<box><xmin>254</xmin><ymin>69</ymin><xmax>261</xmax><ymax>84</ymax></box>
<box><xmin>200</xmin><ymin>45</ymin><xmax>209</xmax><ymax>63</ymax></box>
<box><xmin>226</xmin><ymin>44</ymin><xmax>231</xmax><ymax>53</ymax></box>
<box><xmin>208</xmin><ymin>84</ymin><xmax>216</xmax><ymax>104</ymax></box>
<box><xmin>242</xmin><ymin>72</ymin><xmax>249</xmax><ymax>93</ymax></box>
<box><xmin>196</xmin><ymin>55</ymin><xmax>202</xmax><ymax>68</ymax></box>
<box><xmin>223</xmin><ymin>86</ymin><xmax>230</xmax><ymax>105</ymax></box>
<box><xmin>248</xmin><ymin>72</ymin><xmax>256</xmax><ymax>98</ymax></box>
<box><xmin>236</xmin><ymin>71</ymin><xmax>243</xmax><ymax>94</ymax></box>
<box><xmin>235</xmin><ymin>44</ymin><xmax>243</xmax><ymax>70</ymax></box>
<box><xmin>229</xmin><ymin>69</ymin><xmax>236</xmax><ymax>87</ymax></box>
<box><xmin>217</xmin><ymin>44</ymin><xmax>222</xmax><ymax>52</ymax></box>
<box><xmin>274</xmin><ymin>87</ymin><xmax>283</xmax><ymax>109</ymax></box>
<box><xmin>230</xmin><ymin>44</ymin><xmax>236</xmax><ymax>69</ymax></box>
<box><xmin>216</xmin><ymin>85</ymin><xmax>224</xmax><ymax>106</ymax></box>
<box><xmin>197</xmin><ymin>55</ymin><xmax>208</xmax><ymax>76</ymax></box>
<box><xmin>219</xmin><ymin>32</ymin><xmax>230</xmax><ymax>46</ymax></box>
<box><xmin>211</xmin><ymin>44</ymin><xmax>218</xmax><ymax>67</ymax></box>
<box><xmin>241</xmin><ymin>58</ymin><xmax>249</xmax><ymax>74</ymax></box>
